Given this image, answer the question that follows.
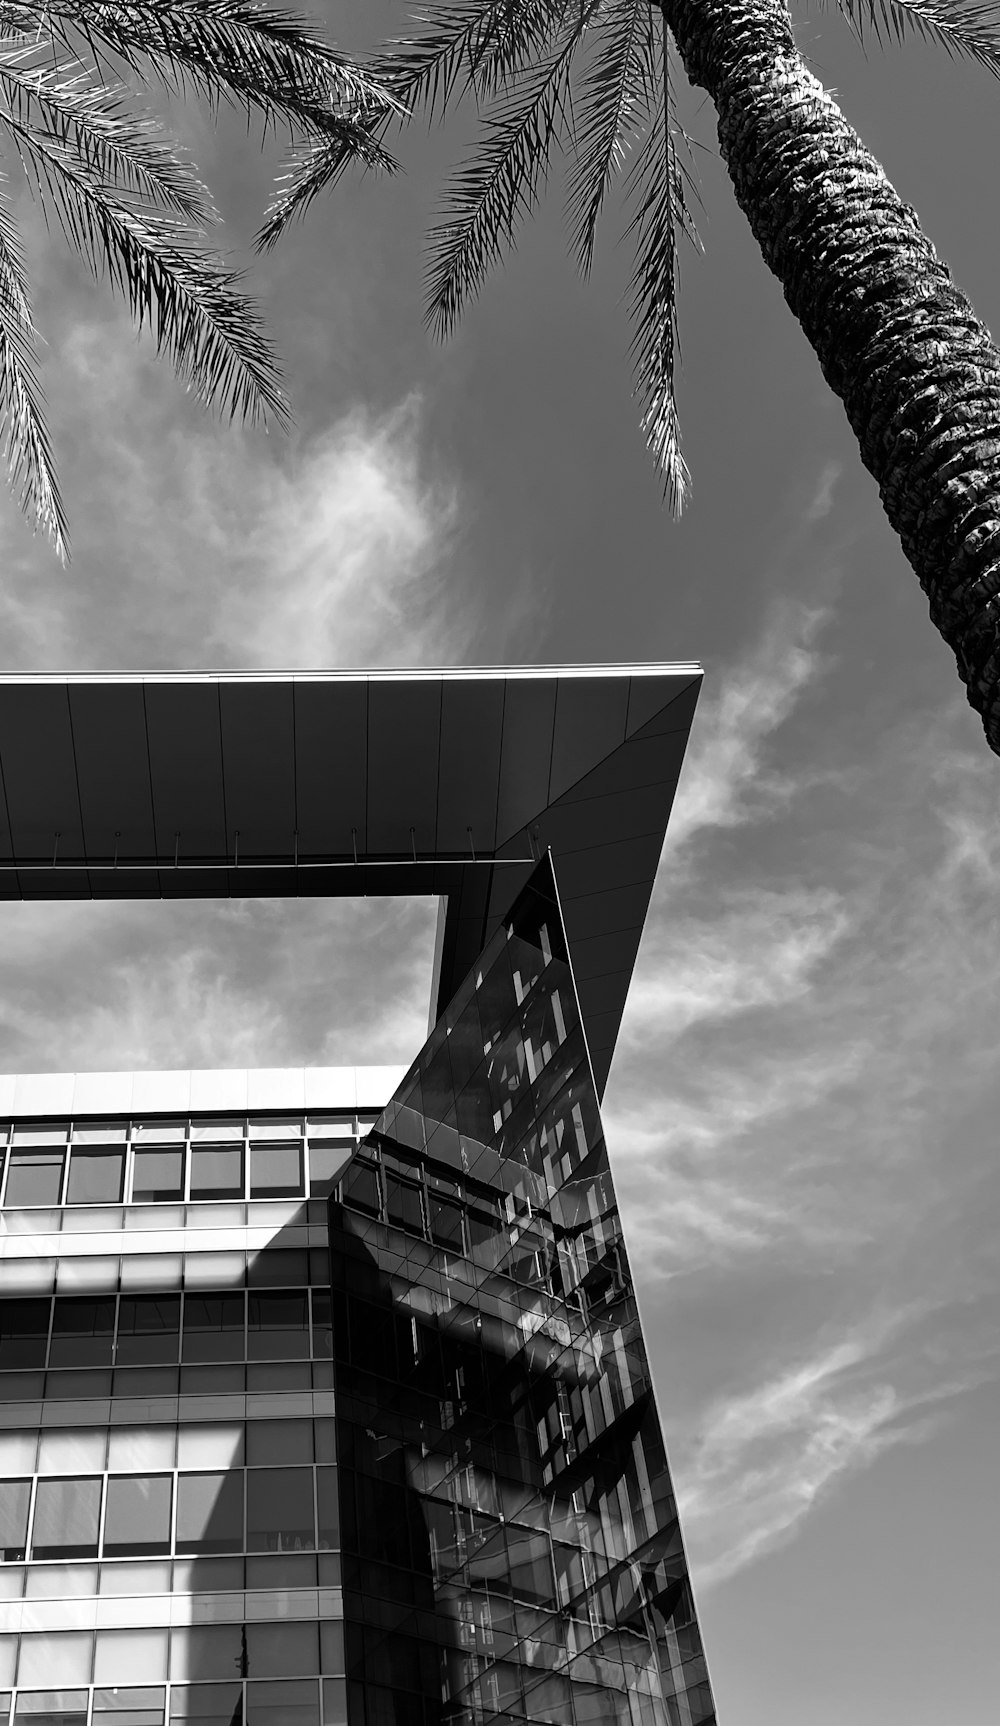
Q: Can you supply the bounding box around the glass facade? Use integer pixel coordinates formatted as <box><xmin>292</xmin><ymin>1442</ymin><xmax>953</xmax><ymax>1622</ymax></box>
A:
<box><xmin>0</xmin><ymin>859</ymin><xmax>715</xmax><ymax>1726</ymax></box>
<box><xmin>332</xmin><ymin>859</ymin><xmax>715</xmax><ymax>1725</ymax></box>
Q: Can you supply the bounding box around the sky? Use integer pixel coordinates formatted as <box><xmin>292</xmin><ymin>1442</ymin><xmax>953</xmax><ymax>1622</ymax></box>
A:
<box><xmin>1</xmin><ymin>3</ymin><xmax>999</xmax><ymax>1720</ymax></box>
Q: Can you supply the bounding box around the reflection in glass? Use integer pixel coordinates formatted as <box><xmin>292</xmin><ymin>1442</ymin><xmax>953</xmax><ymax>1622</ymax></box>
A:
<box><xmin>328</xmin><ymin>857</ymin><xmax>716</xmax><ymax>1726</ymax></box>
<box><xmin>181</xmin><ymin>1296</ymin><xmax>244</xmax><ymax>1363</ymax></box>
<box><xmin>48</xmin><ymin>1298</ymin><xmax>115</xmax><ymax>1367</ymax></box>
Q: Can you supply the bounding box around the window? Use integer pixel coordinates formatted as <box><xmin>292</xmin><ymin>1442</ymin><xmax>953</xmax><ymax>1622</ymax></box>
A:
<box><xmin>132</xmin><ymin>1148</ymin><xmax>185</xmax><ymax>1203</ymax></box>
<box><xmin>4</xmin><ymin>1149</ymin><xmax>64</xmax><ymax>1207</ymax></box>
<box><xmin>189</xmin><ymin>1146</ymin><xmax>243</xmax><ymax>1201</ymax></box>
<box><xmin>0</xmin><ymin>1299</ymin><xmax>50</xmax><ymax>1368</ymax></box>
<box><xmin>429</xmin><ymin>1192</ymin><xmax>464</xmax><ymax>1252</ymax></box>
<box><xmin>104</xmin><ymin>1476</ymin><xmax>172</xmax><ymax>1557</ymax></box>
<box><xmin>0</xmin><ymin>1480</ymin><xmax>29</xmax><ymax>1560</ymax></box>
<box><xmin>385</xmin><ymin>1174</ymin><xmax>424</xmax><ymax>1236</ymax></box>
<box><xmin>316</xmin><ymin>1469</ymin><xmax>339</xmax><ymax>1550</ymax></box>
<box><xmin>246</xmin><ymin>1422</ymin><xmax>312</xmax><ymax>1466</ymax></box>
<box><xmin>245</xmin><ymin>1624</ymin><xmax>319</xmax><ymax>1678</ymax></box>
<box><xmin>168</xmin><ymin>1682</ymin><xmax>241</xmax><ymax>1723</ymax></box>
<box><xmin>17</xmin><ymin>1631</ymin><xmax>93</xmax><ymax>1688</ymax></box>
<box><xmin>175</xmin><ymin>1474</ymin><xmax>243</xmax><ymax>1555</ymax></box>
<box><xmin>31</xmin><ymin>1477</ymin><xmax>102</xmax><ymax>1559</ymax></box>
<box><xmin>181</xmin><ymin>1295</ymin><xmax>244</xmax><ymax>1363</ymax></box>
<box><xmin>308</xmin><ymin>1140</ymin><xmax>354</xmax><ymax>1196</ymax></box>
<box><xmin>341</xmin><ymin>1160</ymin><xmax>379</xmax><ymax>1217</ymax></box>
<box><xmin>49</xmin><ymin>1298</ymin><xmax>115</xmax><ymax>1367</ymax></box>
<box><xmin>66</xmin><ymin>1148</ymin><xmax>125</xmax><ymax>1204</ymax></box>
<box><xmin>116</xmin><ymin>1295</ymin><xmax>180</xmax><ymax>1365</ymax></box>
<box><xmin>93</xmin><ymin>1688</ymin><xmax>166</xmax><ymax>1725</ymax></box>
<box><xmin>246</xmin><ymin>1468</ymin><xmax>314</xmax><ymax>1553</ymax></box>
<box><xmin>249</xmin><ymin>1142</ymin><xmax>303</xmax><ymax>1199</ymax></box>
<box><xmin>247</xmin><ymin>1292</ymin><xmax>308</xmax><ymax>1360</ymax></box>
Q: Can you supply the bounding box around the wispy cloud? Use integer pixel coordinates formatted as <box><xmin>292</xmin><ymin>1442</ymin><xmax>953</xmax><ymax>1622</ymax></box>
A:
<box><xmin>0</xmin><ymin>314</ymin><xmax>470</xmax><ymax>674</ymax></box>
<box><xmin>664</xmin><ymin>599</ymin><xmax>830</xmax><ymax>856</ymax></box>
<box><xmin>675</xmin><ymin>1318</ymin><xmax>925</xmax><ymax>1587</ymax></box>
<box><xmin>0</xmin><ymin>896</ymin><xmax>437</xmax><ymax>1075</ymax></box>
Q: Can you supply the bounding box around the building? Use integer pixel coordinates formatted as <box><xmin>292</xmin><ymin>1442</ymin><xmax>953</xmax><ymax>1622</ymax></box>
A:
<box><xmin>0</xmin><ymin>668</ymin><xmax>717</xmax><ymax>1726</ymax></box>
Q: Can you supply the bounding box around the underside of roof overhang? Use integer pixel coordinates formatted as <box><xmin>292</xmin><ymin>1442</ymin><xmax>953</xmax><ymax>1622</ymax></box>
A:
<box><xmin>0</xmin><ymin>666</ymin><xmax>702</xmax><ymax>1096</ymax></box>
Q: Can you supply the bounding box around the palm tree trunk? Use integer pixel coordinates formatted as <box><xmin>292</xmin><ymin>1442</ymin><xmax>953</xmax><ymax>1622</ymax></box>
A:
<box><xmin>663</xmin><ymin>0</ymin><xmax>1000</xmax><ymax>754</ymax></box>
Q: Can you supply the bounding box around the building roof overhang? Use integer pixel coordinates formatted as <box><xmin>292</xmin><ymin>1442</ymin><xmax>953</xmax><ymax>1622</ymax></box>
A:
<box><xmin>0</xmin><ymin>665</ymin><xmax>702</xmax><ymax>1096</ymax></box>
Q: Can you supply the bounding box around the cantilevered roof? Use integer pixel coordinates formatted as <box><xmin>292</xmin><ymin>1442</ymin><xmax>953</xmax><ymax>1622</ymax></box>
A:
<box><xmin>0</xmin><ymin>667</ymin><xmax>701</xmax><ymax>1096</ymax></box>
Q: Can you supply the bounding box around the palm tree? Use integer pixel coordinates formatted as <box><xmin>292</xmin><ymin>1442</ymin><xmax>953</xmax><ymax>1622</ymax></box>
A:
<box><xmin>0</xmin><ymin>0</ymin><xmax>396</xmax><ymax>557</ymax></box>
<box><xmin>263</xmin><ymin>0</ymin><xmax>1000</xmax><ymax>758</ymax></box>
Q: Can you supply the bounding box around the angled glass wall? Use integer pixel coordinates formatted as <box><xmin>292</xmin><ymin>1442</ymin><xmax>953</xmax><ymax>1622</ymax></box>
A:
<box><xmin>331</xmin><ymin>858</ymin><xmax>715</xmax><ymax>1726</ymax></box>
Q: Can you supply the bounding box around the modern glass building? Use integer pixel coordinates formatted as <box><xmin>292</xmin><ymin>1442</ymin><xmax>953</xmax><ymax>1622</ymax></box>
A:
<box><xmin>0</xmin><ymin>668</ymin><xmax>717</xmax><ymax>1726</ymax></box>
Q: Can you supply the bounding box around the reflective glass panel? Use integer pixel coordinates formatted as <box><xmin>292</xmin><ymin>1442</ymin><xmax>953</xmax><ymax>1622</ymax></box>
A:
<box><xmin>175</xmin><ymin>1474</ymin><xmax>243</xmax><ymax>1554</ymax></box>
<box><xmin>116</xmin><ymin>1295</ymin><xmax>180</xmax><ymax>1365</ymax></box>
<box><xmin>132</xmin><ymin>1149</ymin><xmax>185</xmax><ymax>1204</ymax></box>
<box><xmin>189</xmin><ymin>1147</ymin><xmax>242</xmax><ymax>1200</ymax></box>
<box><xmin>0</xmin><ymin>1480</ymin><xmax>29</xmax><ymax>1560</ymax></box>
<box><xmin>246</xmin><ymin>1468</ymin><xmax>314</xmax><ymax>1553</ymax></box>
<box><xmin>65</xmin><ymin>1148</ymin><xmax>125</xmax><ymax>1205</ymax></box>
<box><xmin>307</xmin><ymin>1141</ymin><xmax>353</xmax><ymax>1197</ymax></box>
<box><xmin>249</xmin><ymin>1142</ymin><xmax>302</xmax><ymax>1198</ymax></box>
<box><xmin>246</xmin><ymin>1292</ymin><xmax>308</xmax><ymax>1360</ymax></box>
<box><xmin>4</xmin><ymin>1152</ymin><xmax>63</xmax><ymax>1208</ymax></box>
<box><xmin>48</xmin><ymin>1297</ymin><xmax>115</xmax><ymax>1367</ymax></box>
<box><xmin>31</xmin><ymin>1478</ymin><xmax>101</xmax><ymax>1559</ymax></box>
<box><xmin>0</xmin><ymin>1300</ymin><xmax>49</xmax><ymax>1369</ymax></box>
<box><xmin>181</xmin><ymin>1295</ymin><xmax>244</xmax><ymax>1362</ymax></box>
<box><xmin>104</xmin><ymin>1476</ymin><xmax>173</xmax><ymax>1556</ymax></box>
<box><xmin>168</xmin><ymin>1683</ymin><xmax>241</xmax><ymax>1724</ymax></box>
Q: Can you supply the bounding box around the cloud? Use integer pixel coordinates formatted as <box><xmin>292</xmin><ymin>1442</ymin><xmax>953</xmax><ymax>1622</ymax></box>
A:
<box><xmin>675</xmin><ymin>1322</ymin><xmax>917</xmax><ymax>1587</ymax></box>
<box><xmin>0</xmin><ymin>895</ymin><xmax>438</xmax><ymax>1076</ymax></box>
<box><xmin>803</xmin><ymin>460</ymin><xmax>842</xmax><ymax>524</ymax></box>
<box><xmin>664</xmin><ymin>599</ymin><xmax>830</xmax><ymax>856</ymax></box>
<box><xmin>624</xmin><ymin>885</ymin><xmax>849</xmax><ymax>1042</ymax></box>
<box><xmin>0</xmin><ymin>308</ymin><xmax>471</xmax><ymax>674</ymax></box>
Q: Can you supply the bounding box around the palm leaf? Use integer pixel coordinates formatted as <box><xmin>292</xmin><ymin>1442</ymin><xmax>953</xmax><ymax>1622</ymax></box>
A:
<box><xmin>0</xmin><ymin>46</ymin><xmax>214</xmax><ymax>224</ymax></box>
<box><xmin>832</xmin><ymin>0</ymin><xmax>1000</xmax><ymax>76</ymax></box>
<box><xmin>256</xmin><ymin>118</ymin><xmax>386</xmax><ymax>248</ymax></box>
<box><xmin>3</xmin><ymin>99</ymin><xmax>285</xmax><ymax>427</ymax></box>
<box><xmin>0</xmin><ymin>174</ymin><xmax>67</xmax><ymax>555</ymax></box>
<box><xmin>46</xmin><ymin>0</ymin><xmax>400</xmax><ymax>158</ymax></box>
<box><xmin>622</xmin><ymin>14</ymin><xmax>695</xmax><ymax>513</ymax></box>
<box><xmin>565</xmin><ymin>0</ymin><xmax>656</xmax><ymax>275</ymax></box>
<box><xmin>424</xmin><ymin>18</ymin><xmax>588</xmax><ymax>336</ymax></box>
<box><xmin>371</xmin><ymin>1</ymin><xmax>573</xmax><ymax>117</ymax></box>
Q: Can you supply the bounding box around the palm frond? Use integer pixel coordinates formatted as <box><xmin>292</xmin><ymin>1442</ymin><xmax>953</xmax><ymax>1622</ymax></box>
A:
<box><xmin>371</xmin><ymin>2</ymin><xmax>573</xmax><ymax>118</ymax></box>
<box><xmin>833</xmin><ymin>0</ymin><xmax>1000</xmax><ymax>77</ymax></box>
<box><xmin>565</xmin><ymin>0</ymin><xmax>656</xmax><ymax>275</ymax></box>
<box><xmin>623</xmin><ymin>16</ymin><xmax>695</xmax><ymax>514</ymax></box>
<box><xmin>256</xmin><ymin>118</ymin><xmax>387</xmax><ymax>249</ymax></box>
<box><xmin>0</xmin><ymin>45</ymin><xmax>214</xmax><ymax>225</ymax></box>
<box><xmin>425</xmin><ymin>19</ymin><xmax>588</xmax><ymax>336</ymax></box>
<box><xmin>0</xmin><ymin>175</ymin><xmax>67</xmax><ymax>555</ymax></box>
<box><xmin>45</xmin><ymin>0</ymin><xmax>400</xmax><ymax>155</ymax></box>
<box><xmin>4</xmin><ymin>101</ymin><xmax>285</xmax><ymax>427</ymax></box>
